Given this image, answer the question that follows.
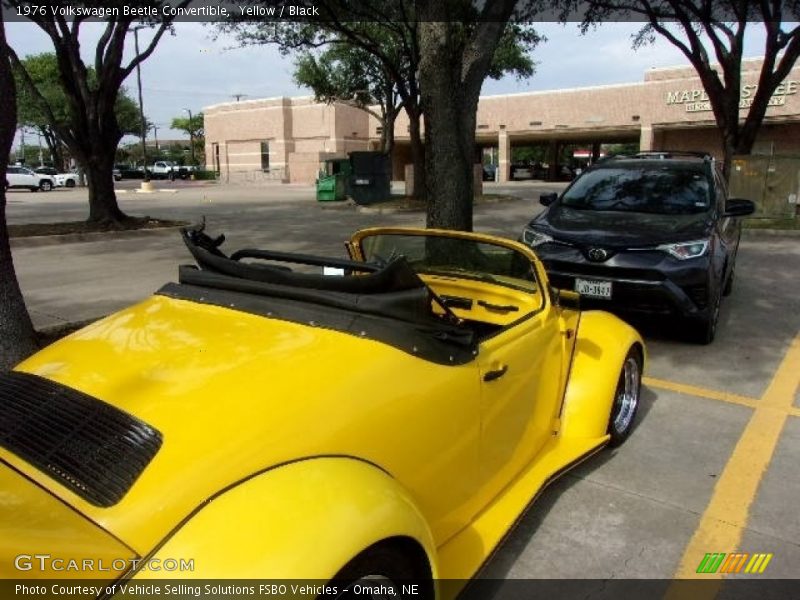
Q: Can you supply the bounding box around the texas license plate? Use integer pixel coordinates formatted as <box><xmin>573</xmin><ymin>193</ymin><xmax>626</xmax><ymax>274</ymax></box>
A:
<box><xmin>575</xmin><ymin>278</ymin><xmax>612</xmax><ymax>299</ymax></box>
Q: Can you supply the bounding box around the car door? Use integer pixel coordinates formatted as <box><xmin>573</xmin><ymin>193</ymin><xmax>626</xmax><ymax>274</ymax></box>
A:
<box><xmin>713</xmin><ymin>169</ymin><xmax>739</xmax><ymax>282</ymax></box>
<box><xmin>6</xmin><ymin>166</ymin><xmax>23</xmax><ymax>187</ymax></box>
<box><xmin>474</xmin><ymin>296</ymin><xmax>565</xmax><ymax>506</ymax></box>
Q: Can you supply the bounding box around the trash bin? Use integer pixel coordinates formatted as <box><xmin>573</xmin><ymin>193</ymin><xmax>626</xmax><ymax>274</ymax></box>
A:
<box><xmin>349</xmin><ymin>152</ymin><xmax>391</xmax><ymax>205</ymax></box>
<box><xmin>316</xmin><ymin>158</ymin><xmax>352</xmax><ymax>202</ymax></box>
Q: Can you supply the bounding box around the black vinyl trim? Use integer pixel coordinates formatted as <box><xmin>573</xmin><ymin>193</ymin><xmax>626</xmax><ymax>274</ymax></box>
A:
<box><xmin>159</xmin><ymin>278</ymin><xmax>477</xmax><ymax>366</ymax></box>
<box><xmin>0</xmin><ymin>371</ymin><xmax>163</xmax><ymax>507</ymax></box>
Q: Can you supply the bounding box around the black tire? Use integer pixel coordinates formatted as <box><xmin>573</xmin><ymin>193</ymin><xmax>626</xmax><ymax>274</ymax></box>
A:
<box><xmin>722</xmin><ymin>264</ymin><xmax>734</xmax><ymax>296</ymax></box>
<box><xmin>39</xmin><ymin>180</ymin><xmax>53</xmax><ymax>192</ymax></box>
<box><xmin>688</xmin><ymin>289</ymin><xmax>721</xmax><ymax>345</ymax></box>
<box><xmin>607</xmin><ymin>347</ymin><xmax>643</xmax><ymax>447</ymax></box>
<box><xmin>328</xmin><ymin>542</ymin><xmax>433</xmax><ymax>600</ymax></box>
<box><xmin>65</xmin><ymin>179</ymin><xmax>76</xmax><ymax>188</ymax></box>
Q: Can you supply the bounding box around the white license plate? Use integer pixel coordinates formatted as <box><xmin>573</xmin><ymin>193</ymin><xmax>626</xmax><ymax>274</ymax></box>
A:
<box><xmin>575</xmin><ymin>278</ymin><xmax>612</xmax><ymax>299</ymax></box>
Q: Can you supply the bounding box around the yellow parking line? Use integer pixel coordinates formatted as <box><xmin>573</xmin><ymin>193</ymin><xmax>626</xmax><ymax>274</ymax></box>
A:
<box><xmin>664</xmin><ymin>334</ymin><xmax>800</xmax><ymax>599</ymax></box>
<box><xmin>644</xmin><ymin>376</ymin><xmax>760</xmax><ymax>409</ymax></box>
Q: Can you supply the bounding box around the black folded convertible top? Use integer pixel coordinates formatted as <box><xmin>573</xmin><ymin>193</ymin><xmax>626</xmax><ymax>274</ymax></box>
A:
<box><xmin>157</xmin><ymin>227</ymin><xmax>477</xmax><ymax>365</ymax></box>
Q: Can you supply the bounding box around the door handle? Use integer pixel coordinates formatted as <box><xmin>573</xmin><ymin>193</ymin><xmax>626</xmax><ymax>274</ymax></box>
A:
<box><xmin>483</xmin><ymin>365</ymin><xmax>508</xmax><ymax>382</ymax></box>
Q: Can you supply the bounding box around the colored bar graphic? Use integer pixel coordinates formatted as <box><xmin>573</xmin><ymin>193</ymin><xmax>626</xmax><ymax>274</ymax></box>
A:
<box><xmin>697</xmin><ymin>552</ymin><xmax>773</xmax><ymax>574</ymax></box>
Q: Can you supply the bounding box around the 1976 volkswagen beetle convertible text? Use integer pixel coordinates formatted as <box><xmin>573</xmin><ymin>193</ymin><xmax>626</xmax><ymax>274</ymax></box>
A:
<box><xmin>1</xmin><ymin>226</ymin><xmax>644</xmax><ymax>598</ymax></box>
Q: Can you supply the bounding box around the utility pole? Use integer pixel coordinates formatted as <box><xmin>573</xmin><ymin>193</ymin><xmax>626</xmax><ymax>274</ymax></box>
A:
<box><xmin>150</xmin><ymin>124</ymin><xmax>159</xmax><ymax>153</ymax></box>
<box><xmin>231</xmin><ymin>93</ymin><xmax>247</xmax><ymax>102</ymax></box>
<box><xmin>183</xmin><ymin>108</ymin><xmax>195</xmax><ymax>165</ymax></box>
<box><xmin>133</xmin><ymin>26</ymin><xmax>149</xmax><ymax>181</ymax></box>
<box><xmin>37</xmin><ymin>130</ymin><xmax>43</xmax><ymax>166</ymax></box>
<box><xmin>19</xmin><ymin>127</ymin><xmax>25</xmax><ymax>164</ymax></box>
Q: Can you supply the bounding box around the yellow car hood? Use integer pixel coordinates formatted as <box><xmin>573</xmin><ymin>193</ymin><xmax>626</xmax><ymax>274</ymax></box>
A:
<box><xmin>8</xmin><ymin>294</ymin><xmax>455</xmax><ymax>554</ymax></box>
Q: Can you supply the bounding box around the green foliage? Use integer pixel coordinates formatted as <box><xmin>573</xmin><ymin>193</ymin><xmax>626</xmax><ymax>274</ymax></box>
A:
<box><xmin>192</xmin><ymin>169</ymin><xmax>218</xmax><ymax>181</ymax></box>
<box><xmin>170</xmin><ymin>112</ymin><xmax>204</xmax><ymax>139</ymax></box>
<box><xmin>486</xmin><ymin>24</ymin><xmax>543</xmax><ymax>81</ymax></box>
<box><xmin>13</xmin><ymin>53</ymin><xmax>143</xmax><ymax>138</ymax></box>
<box><xmin>294</xmin><ymin>44</ymin><xmax>386</xmax><ymax>108</ymax></box>
<box><xmin>11</xmin><ymin>144</ymin><xmax>53</xmax><ymax>167</ymax></box>
<box><xmin>170</xmin><ymin>112</ymin><xmax>204</xmax><ymax>164</ymax></box>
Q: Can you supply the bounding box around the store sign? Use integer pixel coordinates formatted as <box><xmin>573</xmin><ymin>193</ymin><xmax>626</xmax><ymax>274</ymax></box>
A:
<box><xmin>665</xmin><ymin>80</ymin><xmax>798</xmax><ymax>112</ymax></box>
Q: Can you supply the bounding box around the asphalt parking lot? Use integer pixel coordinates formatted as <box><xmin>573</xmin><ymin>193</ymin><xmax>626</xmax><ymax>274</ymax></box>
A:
<box><xmin>7</xmin><ymin>182</ymin><xmax>800</xmax><ymax>589</ymax></box>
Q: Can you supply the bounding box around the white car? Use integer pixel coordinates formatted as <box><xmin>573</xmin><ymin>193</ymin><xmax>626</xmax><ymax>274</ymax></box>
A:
<box><xmin>34</xmin><ymin>167</ymin><xmax>78</xmax><ymax>188</ymax></box>
<box><xmin>6</xmin><ymin>166</ymin><xmax>55</xmax><ymax>192</ymax></box>
<box><xmin>54</xmin><ymin>173</ymin><xmax>78</xmax><ymax>187</ymax></box>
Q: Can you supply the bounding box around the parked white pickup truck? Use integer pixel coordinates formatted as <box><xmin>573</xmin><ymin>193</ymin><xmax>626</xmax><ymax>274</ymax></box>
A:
<box><xmin>150</xmin><ymin>161</ymin><xmax>195</xmax><ymax>180</ymax></box>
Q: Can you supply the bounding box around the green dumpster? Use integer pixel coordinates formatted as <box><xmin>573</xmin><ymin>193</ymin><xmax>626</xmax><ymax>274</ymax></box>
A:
<box><xmin>316</xmin><ymin>158</ymin><xmax>352</xmax><ymax>202</ymax></box>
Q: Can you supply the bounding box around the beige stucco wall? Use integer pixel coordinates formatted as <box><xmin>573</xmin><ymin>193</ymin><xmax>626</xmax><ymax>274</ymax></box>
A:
<box><xmin>204</xmin><ymin>57</ymin><xmax>800</xmax><ymax>185</ymax></box>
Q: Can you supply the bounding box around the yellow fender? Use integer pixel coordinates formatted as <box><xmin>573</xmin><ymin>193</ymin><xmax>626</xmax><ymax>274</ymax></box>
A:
<box><xmin>559</xmin><ymin>310</ymin><xmax>645</xmax><ymax>440</ymax></box>
<box><xmin>133</xmin><ymin>457</ymin><xmax>437</xmax><ymax>581</ymax></box>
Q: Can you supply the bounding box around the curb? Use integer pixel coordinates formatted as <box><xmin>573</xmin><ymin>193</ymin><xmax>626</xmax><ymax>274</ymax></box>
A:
<box><xmin>10</xmin><ymin>225</ymin><xmax>185</xmax><ymax>248</ymax></box>
<box><xmin>37</xmin><ymin>317</ymin><xmax>100</xmax><ymax>345</ymax></box>
<box><xmin>741</xmin><ymin>228</ymin><xmax>800</xmax><ymax>237</ymax></box>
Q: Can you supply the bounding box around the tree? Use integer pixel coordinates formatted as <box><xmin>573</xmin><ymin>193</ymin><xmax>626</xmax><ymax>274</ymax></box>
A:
<box><xmin>417</xmin><ymin>0</ymin><xmax>525</xmax><ymax>229</ymax></box>
<box><xmin>221</xmin><ymin>2</ymin><xmax>540</xmax><ymax>226</ymax></box>
<box><xmin>0</xmin><ymin>10</ymin><xmax>38</xmax><ymax>370</ymax></box>
<box><xmin>582</xmin><ymin>0</ymin><xmax>800</xmax><ymax>178</ymax></box>
<box><xmin>170</xmin><ymin>111</ymin><xmax>205</xmax><ymax>165</ymax></box>
<box><xmin>7</xmin><ymin>1</ymin><xmax>190</xmax><ymax>225</ymax></box>
<box><xmin>294</xmin><ymin>44</ymin><xmax>403</xmax><ymax>154</ymax></box>
<box><xmin>221</xmin><ymin>17</ymin><xmax>428</xmax><ymax>199</ymax></box>
<box><xmin>15</xmin><ymin>53</ymin><xmax>143</xmax><ymax>172</ymax></box>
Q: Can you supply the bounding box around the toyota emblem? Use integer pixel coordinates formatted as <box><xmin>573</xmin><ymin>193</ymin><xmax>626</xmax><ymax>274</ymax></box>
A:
<box><xmin>587</xmin><ymin>248</ymin><xmax>608</xmax><ymax>262</ymax></box>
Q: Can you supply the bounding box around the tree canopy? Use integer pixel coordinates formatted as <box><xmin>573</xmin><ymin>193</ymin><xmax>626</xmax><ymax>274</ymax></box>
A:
<box><xmin>220</xmin><ymin>2</ymin><xmax>541</xmax><ymax>226</ymax></box>
<box><xmin>14</xmin><ymin>52</ymin><xmax>142</xmax><ymax>171</ymax></box>
<box><xmin>7</xmin><ymin>0</ymin><xmax>190</xmax><ymax>224</ymax></box>
<box><xmin>582</xmin><ymin>0</ymin><xmax>800</xmax><ymax>177</ymax></box>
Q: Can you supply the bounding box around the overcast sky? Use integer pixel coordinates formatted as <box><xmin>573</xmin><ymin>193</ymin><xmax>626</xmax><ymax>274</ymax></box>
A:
<box><xmin>6</xmin><ymin>20</ymin><xmax>773</xmax><ymax>144</ymax></box>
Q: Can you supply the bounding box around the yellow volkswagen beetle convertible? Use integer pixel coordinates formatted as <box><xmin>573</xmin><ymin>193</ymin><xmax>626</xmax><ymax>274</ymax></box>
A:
<box><xmin>1</xmin><ymin>225</ymin><xmax>644</xmax><ymax>598</ymax></box>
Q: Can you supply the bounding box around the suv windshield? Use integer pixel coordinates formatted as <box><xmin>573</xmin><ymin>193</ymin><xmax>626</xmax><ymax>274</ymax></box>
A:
<box><xmin>561</xmin><ymin>165</ymin><xmax>712</xmax><ymax>214</ymax></box>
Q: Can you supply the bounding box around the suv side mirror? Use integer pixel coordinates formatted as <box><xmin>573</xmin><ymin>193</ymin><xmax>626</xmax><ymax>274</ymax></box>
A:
<box><xmin>724</xmin><ymin>198</ymin><xmax>755</xmax><ymax>217</ymax></box>
<box><xmin>540</xmin><ymin>192</ymin><xmax>558</xmax><ymax>207</ymax></box>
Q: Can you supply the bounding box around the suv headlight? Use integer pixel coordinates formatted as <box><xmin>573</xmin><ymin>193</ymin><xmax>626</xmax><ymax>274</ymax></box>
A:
<box><xmin>657</xmin><ymin>240</ymin><xmax>709</xmax><ymax>260</ymax></box>
<box><xmin>522</xmin><ymin>228</ymin><xmax>553</xmax><ymax>247</ymax></box>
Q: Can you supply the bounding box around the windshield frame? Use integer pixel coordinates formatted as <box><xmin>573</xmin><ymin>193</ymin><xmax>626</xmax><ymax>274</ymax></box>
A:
<box><xmin>350</xmin><ymin>227</ymin><xmax>545</xmax><ymax>296</ymax></box>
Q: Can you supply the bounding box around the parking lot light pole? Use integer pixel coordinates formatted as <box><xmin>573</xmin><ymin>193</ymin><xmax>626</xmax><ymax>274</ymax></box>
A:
<box><xmin>133</xmin><ymin>26</ymin><xmax>150</xmax><ymax>183</ymax></box>
<box><xmin>183</xmin><ymin>108</ymin><xmax>195</xmax><ymax>165</ymax></box>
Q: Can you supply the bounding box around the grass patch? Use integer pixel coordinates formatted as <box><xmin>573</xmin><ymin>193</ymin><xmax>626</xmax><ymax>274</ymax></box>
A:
<box><xmin>743</xmin><ymin>217</ymin><xmax>800</xmax><ymax>230</ymax></box>
<box><xmin>9</xmin><ymin>217</ymin><xmax>186</xmax><ymax>238</ymax></box>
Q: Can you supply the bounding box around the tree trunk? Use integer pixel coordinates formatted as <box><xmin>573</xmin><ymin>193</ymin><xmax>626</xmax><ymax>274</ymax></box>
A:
<box><xmin>419</xmin><ymin>23</ymin><xmax>476</xmax><ymax>231</ymax></box>
<box><xmin>383</xmin><ymin>109</ymin><xmax>396</xmax><ymax>155</ymax></box>
<box><xmin>0</xmin><ymin>13</ymin><xmax>38</xmax><ymax>370</ymax></box>
<box><xmin>407</xmin><ymin>108</ymin><xmax>426</xmax><ymax>202</ymax></box>
<box><xmin>86</xmin><ymin>150</ymin><xmax>127</xmax><ymax>225</ymax></box>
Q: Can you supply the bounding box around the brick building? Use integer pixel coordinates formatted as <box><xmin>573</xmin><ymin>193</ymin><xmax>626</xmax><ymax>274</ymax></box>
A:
<box><xmin>204</xmin><ymin>58</ymin><xmax>800</xmax><ymax>184</ymax></box>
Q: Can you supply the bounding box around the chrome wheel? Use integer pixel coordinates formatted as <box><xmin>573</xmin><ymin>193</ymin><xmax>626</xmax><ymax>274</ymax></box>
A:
<box><xmin>608</xmin><ymin>349</ymin><xmax>642</xmax><ymax>446</ymax></box>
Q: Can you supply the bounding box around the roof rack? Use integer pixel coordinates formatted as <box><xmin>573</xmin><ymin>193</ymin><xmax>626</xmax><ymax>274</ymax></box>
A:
<box><xmin>604</xmin><ymin>150</ymin><xmax>714</xmax><ymax>161</ymax></box>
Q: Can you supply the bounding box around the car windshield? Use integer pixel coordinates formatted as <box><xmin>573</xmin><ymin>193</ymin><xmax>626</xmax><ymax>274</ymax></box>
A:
<box><xmin>359</xmin><ymin>233</ymin><xmax>537</xmax><ymax>292</ymax></box>
<box><xmin>561</xmin><ymin>165</ymin><xmax>712</xmax><ymax>214</ymax></box>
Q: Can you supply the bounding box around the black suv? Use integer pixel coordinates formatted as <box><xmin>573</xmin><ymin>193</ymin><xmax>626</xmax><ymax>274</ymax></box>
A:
<box><xmin>521</xmin><ymin>152</ymin><xmax>755</xmax><ymax>343</ymax></box>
